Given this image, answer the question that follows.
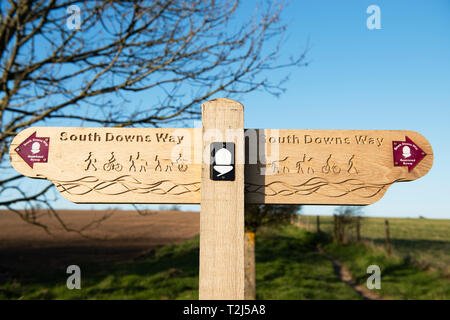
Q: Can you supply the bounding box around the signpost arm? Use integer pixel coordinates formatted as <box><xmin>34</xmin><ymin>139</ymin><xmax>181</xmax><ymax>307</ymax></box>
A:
<box><xmin>199</xmin><ymin>98</ymin><xmax>245</xmax><ymax>300</ymax></box>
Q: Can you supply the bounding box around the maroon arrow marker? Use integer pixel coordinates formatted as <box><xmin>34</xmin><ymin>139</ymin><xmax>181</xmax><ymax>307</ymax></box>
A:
<box><xmin>14</xmin><ymin>132</ymin><xmax>50</xmax><ymax>168</ymax></box>
<box><xmin>392</xmin><ymin>136</ymin><xmax>426</xmax><ymax>172</ymax></box>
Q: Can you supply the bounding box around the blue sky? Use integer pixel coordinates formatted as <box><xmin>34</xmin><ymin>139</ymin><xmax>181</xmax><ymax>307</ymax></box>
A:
<box><xmin>240</xmin><ymin>0</ymin><xmax>450</xmax><ymax>218</ymax></box>
<box><xmin>9</xmin><ymin>1</ymin><xmax>450</xmax><ymax>219</ymax></box>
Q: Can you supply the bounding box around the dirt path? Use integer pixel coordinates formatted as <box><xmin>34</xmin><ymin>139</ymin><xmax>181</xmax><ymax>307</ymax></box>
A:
<box><xmin>317</xmin><ymin>246</ymin><xmax>388</xmax><ymax>300</ymax></box>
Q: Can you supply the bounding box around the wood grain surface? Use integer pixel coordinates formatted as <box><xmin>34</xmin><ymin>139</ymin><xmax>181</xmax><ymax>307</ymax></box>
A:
<box><xmin>10</xmin><ymin>127</ymin><xmax>432</xmax><ymax>205</ymax></box>
<box><xmin>9</xmin><ymin>126</ymin><xmax>202</xmax><ymax>204</ymax></box>
<box><xmin>199</xmin><ymin>98</ymin><xmax>245</xmax><ymax>300</ymax></box>
<box><xmin>244</xmin><ymin>129</ymin><xmax>433</xmax><ymax>205</ymax></box>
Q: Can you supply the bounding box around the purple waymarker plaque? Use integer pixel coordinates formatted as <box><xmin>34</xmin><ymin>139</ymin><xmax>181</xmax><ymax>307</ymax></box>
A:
<box><xmin>392</xmin><ymin>136</ymin><xmax>426</xmax><ymax>172</ymax></box>
<box><xmin>15</xmin><ymin>132</ymin><xmax>50</xmax><ymax>168</ymax></box>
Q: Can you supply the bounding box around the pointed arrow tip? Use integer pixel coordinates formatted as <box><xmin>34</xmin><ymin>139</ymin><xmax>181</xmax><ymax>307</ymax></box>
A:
<box><xmin>393</xmin><ymin>136</ymin><xmax>427</xmax><ymax>172</ymax></box>
<box><xmin>406</xmin><ymin>136</ymin><xmax>426</xmax><ymax>171</ymax></box>
<box><xmin>15</xmin><ymin>131</ymin><xmax>49</xmax><ymax>169</ymax></box>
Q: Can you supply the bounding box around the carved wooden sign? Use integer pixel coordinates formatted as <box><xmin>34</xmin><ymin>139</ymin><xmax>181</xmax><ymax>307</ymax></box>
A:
<box><xmin>244</xmin><ymin>129</ymin><xmax>433</xmax><ymax>205</ymax></box>
<box><xmin>8</xmin><ymin>99</ymin><xmax>434</xmax><ymax>300</ymax></box>
<box><xmin>9</xmin><ymin>127</ymin><xmax>433</xmax><ymax>205</ymax></box>
<box><xmin>10</xmin><ymin>127</ymin><xmax>202</xmax><ymax>204</ymax></box>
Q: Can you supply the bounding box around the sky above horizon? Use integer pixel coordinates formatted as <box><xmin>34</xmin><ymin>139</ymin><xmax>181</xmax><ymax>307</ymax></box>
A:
<box><xmin>241</xmin><ymin>0</ymin><xmax>450</xmax><ymax>219</ymax></box>
<box><xmin>6</xmin><ymin>1</ymin><xmax>450</xmax><ymax>219</ymax></box>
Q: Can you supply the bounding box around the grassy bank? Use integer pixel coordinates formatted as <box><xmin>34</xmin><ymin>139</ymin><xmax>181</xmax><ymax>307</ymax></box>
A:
<box><xmin>254</xmin><ymin>226</ymin><xmax>360</xmax><ymax>299</ymax></box>
<box><xmin>1</xmin><ymin>224</ymin><xmax>448</xmax><ymax>299</ymax></box>
<box><xmin>1</xmin><ymin>226</ymin><xmax>360</xmax><ymax>300</ymax></box>
<box><xmin>322</xmin><ymin>239</ymin><xmax>450</xmax><ymax>299</ymax></box>
<box><xmin>297</xmin><ymin>215</ymin><xmax>450</xmax><ymax>274</ymax></box>
<box><xmin>0</xmin><ymin>237</ymin><xmax>200</xmax><ymax>299</ymax></box>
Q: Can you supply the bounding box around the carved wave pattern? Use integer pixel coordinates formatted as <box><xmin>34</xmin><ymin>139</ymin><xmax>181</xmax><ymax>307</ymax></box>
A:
<box><xmin>46</xmin><ymin>175</ymin><xmax>201</xmax><ymax>196</ymax></box>
<box><xmin>40</xmin><ymin>174</ymin><xmax>406</xmax><ymax>199</ymax></box>
<box><xmin>245</xmin><ymin>177</ymin><xmax>408</xmax><ymax>198</ymax></box>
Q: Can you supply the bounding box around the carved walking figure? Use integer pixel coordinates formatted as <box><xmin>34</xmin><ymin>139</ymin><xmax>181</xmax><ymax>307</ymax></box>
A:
<box><xmin>347</xmin><ymin>155</ymin><xmax>358</xmax><ymax>174</ymax></box>
<box><xmin>154</xmin><ymin>155</ymin><xmax>173</xmax><ymax>172</ymax></box>
<box><xmin>128</xmin><ymin>152</ymin><xmax>139</xmax><ymax>172</ymax></box>
<box><xmin>84</xmin><ymin>152</ymin><xmax>97</xmax><ymax>171</ymax></box>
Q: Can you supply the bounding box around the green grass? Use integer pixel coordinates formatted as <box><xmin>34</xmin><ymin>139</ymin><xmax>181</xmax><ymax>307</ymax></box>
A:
<box><xmin>255</xmin><ymin>226</ymin><xmax>360</xmax><ymax>299</ymax></box>
<box><xmin>322</xmin><ymin>240</ymin><xmax>450</xmax><ymax>299</ymax></box>
<box><xmin>1</xmin><ymin>226</ymin><xmax>361</xmax><ymax>300</ymax></box>
<box><xmin>1</xmin><ymin>223</ymin><xmax>448</xmax><ymax>299</ymax></box>
<box><xmin>0</xmin><ymin>237</ymin><xmax>200</xmax><ymax>299</ymax></box>
<box><xmin>297</xmin><ymin>215</ymin><xmax>450</xmax><ymax>274</ymax></box>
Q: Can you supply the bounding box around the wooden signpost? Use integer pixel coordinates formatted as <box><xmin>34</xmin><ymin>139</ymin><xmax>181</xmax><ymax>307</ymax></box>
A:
<box><xmin>10</xmin><ymin>126</ymin><xmax>203</xmax><ymax>204</ymax></box>
<box><xmin>9</xmin><ymin>98</ymin><xmax>433</xmax><ymax>299</ymax></box>
<box><xmin>244</xmin><ymin>128</ymin><xmax>432</xmax><ymax>205</ymax></box>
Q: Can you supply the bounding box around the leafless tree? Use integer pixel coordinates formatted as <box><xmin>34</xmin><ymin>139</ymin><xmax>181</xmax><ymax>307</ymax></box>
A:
<box><xmin>0</xmin><ymin>0</ymin><xmax>308</xmax><ymax>232</ymax></box>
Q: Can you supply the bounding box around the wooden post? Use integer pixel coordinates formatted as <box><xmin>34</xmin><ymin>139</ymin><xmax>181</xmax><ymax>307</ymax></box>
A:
<box><xmin>316</xmin><ymin>215</ymin><xmax>320</xmax><ymax>233</ymax></box>
<box><xmin>244</xmin><ymin>232</ymin><xmax>256</xmax><ymax>300</ymax></box>
<box><xmin>385</xmin><ymin>219</ymin><xmax>392</xmax><ymax>255</ymax></box>
<box><xmin>199</xmin><ymin>98</ymin><xmax>245</xmax><ymax>300</ymax></box>
<box><xmin>333</xmin><ymin>214</ymin><xmax>338</xmax><ymax>241</ymax></box>
<box><xmin>356</xmin><ymin>216</ymin><xmax>361</xmax><ymax>242</ymax></box>
<box><xmin>338</xmin><ymin>216</ymin><xmax>344</xmax><ymax>243</ymax></box>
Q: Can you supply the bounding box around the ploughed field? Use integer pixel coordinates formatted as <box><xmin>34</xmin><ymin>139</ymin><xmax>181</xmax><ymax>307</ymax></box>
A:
<box><xmin>0</xmin><ymin>209</ymin><xmax>199</xmax><ymax>281</ymax></box>
<box><xmin>0</xmin><ymin>210</ymin><xmax>448</xmax><ymax>299</ymax></box>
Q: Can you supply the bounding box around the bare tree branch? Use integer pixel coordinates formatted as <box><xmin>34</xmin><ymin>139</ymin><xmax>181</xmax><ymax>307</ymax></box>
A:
<box><xmin>0</xmin><ymin>0</ymin><xmax>308</xmax><ymax>230</ymax></box>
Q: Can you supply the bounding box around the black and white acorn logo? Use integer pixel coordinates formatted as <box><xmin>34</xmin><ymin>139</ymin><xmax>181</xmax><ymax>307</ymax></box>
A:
<box><xmin>211</xmin><ymin>142</ymin><xmax>235</xmax><ymax>181</ymax></box>
<box><xmin>213</xmin><ymin>148</ymin><xmax>233</xmax><ymax>177</ymax></box>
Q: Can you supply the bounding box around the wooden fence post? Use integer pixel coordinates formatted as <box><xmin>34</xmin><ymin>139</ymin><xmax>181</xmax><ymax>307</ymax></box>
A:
<box><xmin>199</xmin><ymin>98</ymin><xmax>245</xmax><ymax>300</ymax></box>
<box><xmin>244</xmin><ymin>232</ymin><xmax>256</xmax><ymax>300</ymax></box>
<box><xmin>333</xmin><ymin>214</ymin><xmax>337</xmax><ymax>241</ymax></box>
<box><xmin>385</xmin><ymin>219</ymin><xmax>392</xmax><ymax>255</ymax></box>
<box><xmin>356</xmin><ymin>216</ymin><xmax>361</xmax><ymax>242</ymax></box>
